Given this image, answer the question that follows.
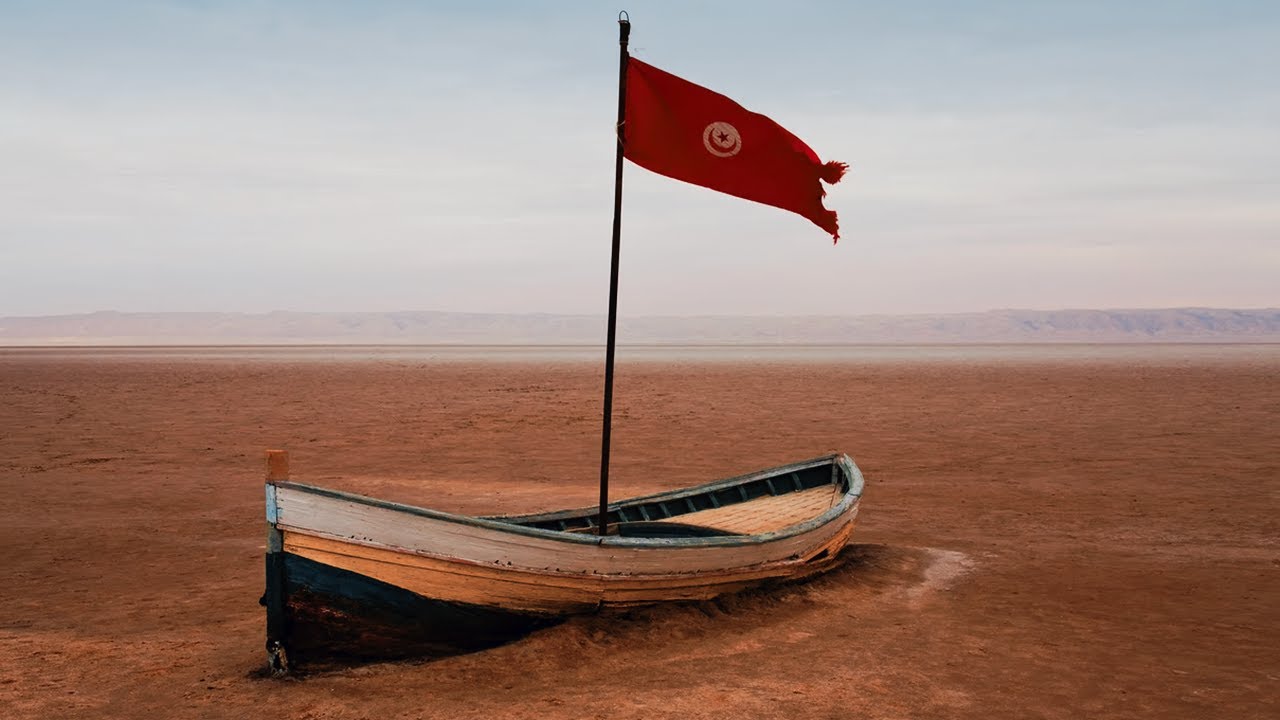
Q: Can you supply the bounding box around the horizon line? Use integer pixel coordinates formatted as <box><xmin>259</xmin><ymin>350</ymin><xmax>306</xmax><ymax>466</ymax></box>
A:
<box><xmin>4</xmin><ymin>305</ymin><xmax>1279</xmax><ymax>321</ymax></box>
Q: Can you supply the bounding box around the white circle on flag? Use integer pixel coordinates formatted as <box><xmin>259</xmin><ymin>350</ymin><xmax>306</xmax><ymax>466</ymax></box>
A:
<box><xmin>703</xmin><ymin>122</ymin><xmax>742</xmax><ymax>157</ymax></box>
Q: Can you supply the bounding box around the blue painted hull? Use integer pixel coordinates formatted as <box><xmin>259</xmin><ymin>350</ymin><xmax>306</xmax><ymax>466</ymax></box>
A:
<box><xmin>266</xmin><ymin>552</ymin><xmax>555</xmax><ymax>669</ymax></box>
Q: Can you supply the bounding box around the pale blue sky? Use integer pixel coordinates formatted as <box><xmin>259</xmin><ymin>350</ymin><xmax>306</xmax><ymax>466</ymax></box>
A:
<box><xmin>1</xmin><ymin>1</ymin><xmax>1277</xmax><ymax>316</ymax></box>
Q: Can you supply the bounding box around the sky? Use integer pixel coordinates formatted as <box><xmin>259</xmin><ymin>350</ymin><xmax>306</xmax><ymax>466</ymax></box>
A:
<box><xmin>1</xmin><ymin>0</ymin><xmax>1277</xmax><ymax>317</ymax></box>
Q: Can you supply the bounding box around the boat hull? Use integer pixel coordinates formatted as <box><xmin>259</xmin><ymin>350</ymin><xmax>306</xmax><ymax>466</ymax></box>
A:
<box><xmin>262</xmin><ymin>454</ymin><xmax>864</xmax><ymax>670</ymax></box>
<box><xmin>277</xmin><ymin>553</ymin><xmax>555</xmax><ymax>664</ymax></box>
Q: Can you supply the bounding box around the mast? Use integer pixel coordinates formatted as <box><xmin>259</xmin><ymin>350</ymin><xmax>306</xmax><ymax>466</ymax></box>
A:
<box><xmin>597</xmin><ymin>12</ymin><xmax>630</xmax><ymax>536</ymax></box>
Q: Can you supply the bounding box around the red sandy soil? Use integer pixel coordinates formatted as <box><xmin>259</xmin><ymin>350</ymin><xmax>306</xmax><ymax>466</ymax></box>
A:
<box><xmin>1</xmin><ymin>350</ymin><xmax>1277</xmax><ymax>719</ymax></box>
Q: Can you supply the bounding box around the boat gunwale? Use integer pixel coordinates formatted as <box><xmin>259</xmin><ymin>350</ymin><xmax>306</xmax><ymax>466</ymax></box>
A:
<box><xmin>270</xmin><ymin>454</ymin><xmax>864</xmax><ymax>550</ymax></box>
<box><xmin>491</xmin><ymin>453</ymin><xmax>848</xmax><ymax>524</ymax></box>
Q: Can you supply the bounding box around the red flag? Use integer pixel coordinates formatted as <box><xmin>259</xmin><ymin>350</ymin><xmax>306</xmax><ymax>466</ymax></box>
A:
<box><xmin>623</xmin><ymin>58</ymin><xmax>848</xmax><ymax>241</ymax></box>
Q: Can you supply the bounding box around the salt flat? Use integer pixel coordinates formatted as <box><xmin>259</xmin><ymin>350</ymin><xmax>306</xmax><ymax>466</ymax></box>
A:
<box><xmin>1</xmin><ymin>347</ymin><xmax>1276</xmax><ymax>719</ymax></box>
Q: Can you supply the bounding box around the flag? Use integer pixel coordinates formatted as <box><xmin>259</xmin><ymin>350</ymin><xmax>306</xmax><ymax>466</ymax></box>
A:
<box><xmin>623</xmin><ymin>58</ymin><xmax>848</xmax><ymax>241</ymax></box>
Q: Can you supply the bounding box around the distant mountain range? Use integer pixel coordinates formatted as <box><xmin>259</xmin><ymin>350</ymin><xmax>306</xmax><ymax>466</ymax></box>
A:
<box><xmin>1</xmin><ymin>308</ymin><xmax>1278</xmax><ymax>345</ymax></box>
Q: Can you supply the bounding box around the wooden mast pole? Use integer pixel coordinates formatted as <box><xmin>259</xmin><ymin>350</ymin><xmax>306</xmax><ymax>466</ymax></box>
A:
<box><xmin>597</xmin><ymin>12</ymin><xmax>631</xmax><ymax>537</ymax></box>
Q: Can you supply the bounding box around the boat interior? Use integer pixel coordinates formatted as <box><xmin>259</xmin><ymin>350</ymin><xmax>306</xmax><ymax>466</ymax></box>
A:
<box><xmin>501</xmin><ymin>459</ymin><xmax>847</xmax><ymax>538</ymax></box>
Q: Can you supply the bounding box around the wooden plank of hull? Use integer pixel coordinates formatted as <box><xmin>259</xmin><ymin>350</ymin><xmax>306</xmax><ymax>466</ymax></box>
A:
<box><xmin>282</xmin><ymin>510</ymin><xmax>857</xmax><ymax>614</ymax></box>
<box><xmin>274</xmin><ymin>484</ymin><xmax>859</xmax><ymax>578</ymax></box>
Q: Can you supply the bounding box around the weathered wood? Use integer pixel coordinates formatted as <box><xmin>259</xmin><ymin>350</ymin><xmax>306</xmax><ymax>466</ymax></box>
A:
<box><xmin>274</xmin><ymin>484</ymin><xmax>856</xmax><ymax>577</ymax></box>
<box><xmin>282</xmin><ymin>512</ymin><xmax>856</xmax><ymax>613</ymax></box>
<box><xmin>284</xmin><ymin>533</ymin><xmax>601</xmax><ymax>614</ymax></box>
<box><xmin>265</xmin><ymin>449</ymin><xmax>289</xmax><ymax>482</ymax></box>
<box><xmin>652</xmin><ymin>484</ymin><xmax>840</xmax><ymax>535</ymax></box>
<box><xmin>263</xmin><ymin>449</ymin><xmax>290</xmax><ymax>674</ymax></box>
<box><xmin>501</xmin><ymin>455</ymin><xmax>840</xmax><ymax>528</ymax></box>
<box><xmin>264</xmin><ymin>452</ymin><xmax>866</xmax><ymax>662</ymax></box>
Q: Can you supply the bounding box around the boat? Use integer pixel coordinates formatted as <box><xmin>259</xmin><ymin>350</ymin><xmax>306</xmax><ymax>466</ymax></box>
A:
<box><xmin>262</xmin><ymin>452</ymin><xmax>864</xmax><ymax>672</ymax></box>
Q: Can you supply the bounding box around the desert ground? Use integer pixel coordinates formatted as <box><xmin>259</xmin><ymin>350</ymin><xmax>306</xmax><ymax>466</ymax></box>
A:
<box><xmin>1</xmin><ymin>346</ymin><xmax>1277</xmax><ymax>719</ymax></box>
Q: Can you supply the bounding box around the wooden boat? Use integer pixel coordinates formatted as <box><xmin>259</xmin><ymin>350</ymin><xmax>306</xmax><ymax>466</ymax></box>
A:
<box><xmin>262</xmin><ymin>452</ymin><xmax>865</xmax><ymax>671</ymax></box>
